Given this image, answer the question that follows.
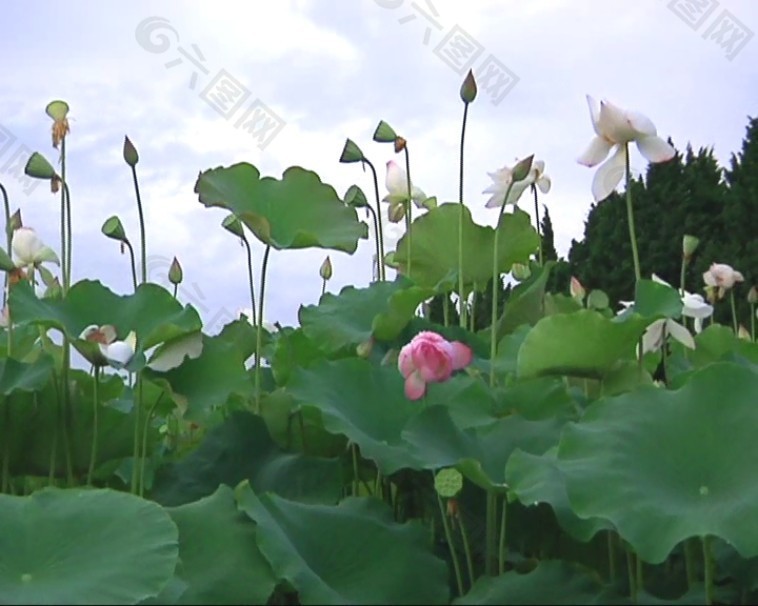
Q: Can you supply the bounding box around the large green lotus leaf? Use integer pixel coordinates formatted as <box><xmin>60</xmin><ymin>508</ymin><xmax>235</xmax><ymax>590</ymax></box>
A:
<box><xmin>270</xmin><ymin>326</ymin><xmax>329</xmax><ymax>386</ymax></box>
<box><xmin>495</xmin><ymin>261</ymin><xmax>554</xmax><ymax>338</ymax></box>
<box><xmin>402</xmin><ymin>405</ymin><xmax>565</xmax><ymax>493</ymax></box>
<box><xmin>164</xmin><ymin>486</ymin><xmax>276</xmax><ymax>605</ymax></box>
<box><xmin>633</xmin><ymin>278</ymin><xmax>683</xmax><ymax>319</ymax></box>
<box><xmin>299</xmin><ymin>278</ymin><xmax>434</xmax><ymax>356</ymax></box>
<box><xmin>506</xmin><ymin>447</ymin><xmax>611</xmax><ymax>542</ymax></box>
<box><xmin>285</xmin><ymin>358</ymin><xmax>425</xmax><ymax>474</ymax></box>
<box><xmin>492</xmin><ymin>324</ymin><xmax>532</xmax><ymax>377</ymax></box>
<box><xmin>151</xmin><ymin>411</ymin><xmax>341</xmax><ymax>507</ymax></box>
<box><xmin>689</xmin><ymin>324</ymin><xmax>758</xmax><ymax>369</ymax></box>
<box><xmin>544</xmin><ymin>293</ymin><xmax>583</xmax><ymax>316</ymax></box>
<box><xmin>424</xmin><ymin>372</ymin><xmax>498</xmax><ymax>429</ymax></box>
<box><xmin>453</xmin><ymin>560</ymin><xmax>619</xmax><ymax>605</ymax></box>
<box><xmin>496</xmin><ymin>377</ymin><xmax>578</xmax><ymax>421</ymax></box>
<box><xmin>558</xmin><ymin>362</ymin><xmax>758</xmax><ymax>564</ymax></box>
<box><xmin>0</xmin><ymin>355</ymin><xmax>54</xmax><ymax>395</ymax></box>
<box><xmin>235</xmin><ymin>484</ymin><xmax>449</xmax><ymax>605</ymax></box>
<box><xmin>9</xmin><ymin>280</ymin><xmax>202</xmax><ymax>361</ymax></box>
<box><xmin>195</xmin><ymin>163</ymin><xmax>367</xmax><ymax>252</ymax></box>
<box><xmin>517</xmin><ymin>310</ymin><xmax>651</xmax><ymax>379</ymax></box>
<box><xmin>144</xmin><ymin>333</ymin><xmax>254</xmax><ymax>424</ymax></box>
<box><xmin>392</xmin><ymin>203</ymin><xmax>539</xmax><ymax>288</ymax></box>
<box><xmin>0</xmin><ymin>488</ymin><xmax>178</xmax><ymax>605</ymax></box>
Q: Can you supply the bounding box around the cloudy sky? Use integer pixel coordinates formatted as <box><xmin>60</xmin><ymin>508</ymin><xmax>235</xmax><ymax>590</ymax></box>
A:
<box><xmin>1</xmin><ymin>0</ymin><xmax>756</xmax><ymax>330</ymax></box>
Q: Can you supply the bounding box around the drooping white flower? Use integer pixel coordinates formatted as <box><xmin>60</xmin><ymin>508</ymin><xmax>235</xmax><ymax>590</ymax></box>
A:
<box><xmin>651</xmin><ymin>274</ymin><xmax>713</xmax><ymax>330</ymax></box>
<box><xmin>703</xmin><ymin>263</ymin><xmax>744</xmax><ymax>296</ymax></box>
<box><xmin>577</xmin><ymin>96</ymin><xmax>675</xmax><ymax>202</ymax></box>
<box><xmin>11</xmin><ymin>227</ymin><xmax>59</xmax><ymax>269</ymax></box>
<box><xmin>483</xmin><ymin>155</ymin><xmax>537</xmax><ymax>209</ymax></box>
<box><xmin>383</xmin><ymin>160</ymin><xmax>427</xmax><ymax>208</ymax></box>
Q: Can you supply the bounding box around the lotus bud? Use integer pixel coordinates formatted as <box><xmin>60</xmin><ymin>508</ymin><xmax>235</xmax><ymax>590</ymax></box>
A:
<box><xmin>319</xmin><ymin>256</ymin><xmax>332</xmax><ymax>281</ymax></box>
<box><xmin>168</xmin><ymin>257</ymin><xmax>183</xmax><ymax>285</ymax></box>
<box><xmin>748</xmin><ymin>286</ymin><xmax>757</xmax><ymax>305</ymax></box>
<box><xmin>393</xmin><ymin>136</ymin><xmax>407</xmax><ymax>153</ymax></box>
<box><xmin>9</xmin><ymin>209</ymin><xmax>22</xmax><ymax>232</ymax></box>
<box><xmin>101</xmin><ymin>216</ymin><xmax>129</xmax><ymax>244</ymax></box>
<box><xmin>123</xmin><ymin>135</ymin><xmax>139</xmax><ymax>167</ymax></box>
<box><xmin>221</xmin><ymin>214</ymin><xmax>245</xmax><ymax>239</ymax></box>
<box><xmin>24</xmin><ymin>152</ymin><xmax>57</xmax><ymax>180</ymax></box>
<box><xmin>570</xmin><ymin>276</ymin><xmax>586</xmax><ymax>302</ymax></box>
<box><xmin>737</xmin><ymin>325</ymin><xmax>750</xmax><ymax>341</ymax></box>
<box><xmin>339</xmin><ymin>139</ymin><xmax>365</xmax><ymax>164</ymax></box>
<box><xmin>388</xmin><ymin>201</ymin><xmax>406</xmax><ymax>223</ymax></box>
<box><xmin>356</xmin><ymin>338</ymin><xmax>373</xmax><ymax>359</ymax></box>
<box><xmin>344</xmin><ymin>185</ymin><xmax>368</xmax><ymax>208</ymax></box>
<box><xmin>372</xmin><ymin>120</ymin><xmax>398</xmax><ymax>143</ymax></box>
<box><xmin>511</xmin><ymin>262</ymin><xmax>531</xmax><ymax>281</ymax></box>
<box><xmin>511</xmin><ymin>155</ymin><xmax>535</xmax><ymax>182</ymax></box>
<box><xmin>460</xmin><ymin>69</ymin><xmax>477</xmax><ymax>104</ymax></box>
<box><xmin>682</xmin><ymin>235</ymin><xmax>699</xmax><ymax>260</ymax></box>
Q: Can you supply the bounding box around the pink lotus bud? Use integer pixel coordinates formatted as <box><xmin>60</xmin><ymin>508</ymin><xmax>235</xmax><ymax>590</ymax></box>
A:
<box><xmin>397</xmin><ymin>331</ymin><xmax>472</xmax><ymax>400</ymax></box>
<box><xmin>570</xmin><ymin>276</ymin><xmax>586</xmax><ymax>301</ymax></box>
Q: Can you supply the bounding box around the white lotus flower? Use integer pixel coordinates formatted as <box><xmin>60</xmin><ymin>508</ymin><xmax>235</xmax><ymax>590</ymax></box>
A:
<box><xmin>383</xmin><ymin>160</ymin><xmax>427</xmax><ymax>208</ymax></box>
<box><xmin>651</xmin><ymin>274</ymin><xmax>713</xmax><ymax>331</ymax></box>
<box><xmin>577</xmin><ymin>96</ymin><xmax>675</xmax><ymax>202</ymax></box>
<box><xmin>642</xmin><ymin>318</ymin><xmax>695</xmax><ymax>354</ymax></box>
<box><xmin>703</xmin><ymin>263</ymin><xmax>744</xmax><ymax>299</ymax></box>
<box><xmin>80</xmin><ymin>324</ymin><xmax>136</xmax><ymax>368</ymax></box>
<box><xmin>483</xmin><ymin>155</ymin><xmax>538</xmax><ymax>209</ymax></box>
<box><xmin>11</xmin><ymin>227</ymin><xmax>59</xmax><ymax>269</ymax></box>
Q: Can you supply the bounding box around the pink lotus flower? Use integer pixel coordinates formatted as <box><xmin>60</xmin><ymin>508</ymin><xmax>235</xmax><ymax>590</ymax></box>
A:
<box><xmin>703</xmin><ymin>263</ymin><xmax>744</xmax><ymax>291</ymax></box>
<box><xmin>398</xmin><ymin>331</ymin><xmax>472</xmax><ymax>400</ymax></box>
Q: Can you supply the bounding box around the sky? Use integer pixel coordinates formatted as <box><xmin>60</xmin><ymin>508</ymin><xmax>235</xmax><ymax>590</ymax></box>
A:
<box><xmin>1</xmin><ymin>0</ymin><xmax>756</xmax><ymax>331</ymax></box>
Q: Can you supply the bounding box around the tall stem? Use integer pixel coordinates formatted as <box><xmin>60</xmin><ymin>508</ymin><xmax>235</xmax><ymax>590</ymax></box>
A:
<box><xmin>1</xmin><ymin>399</ymin><xmax>9</xmax><ymax>493</ymax></box>
<box><xmin>458</xmin><ymin>102</ymin><xmax>469</xmax><ymax>327</ymax></box>
<box><xmin>703</xmin><ymin>535</ymin><xmax>714</xmax><ymax>606</ymax></box>
<box><xmin>679</xmin><ymin>255</ymin><xmax>688</xmax><ymax>297</ymax></box>
<box><xmin>130</xmin><ymin>373</ymin><xmax>142</xmax><ymax>494</ymax></box>
<box><xmin>365</xmin><ymin>204</ymin><xmax>381</xmax><ymax>282</ymax></box>
<box><xmin>498</xmin><ymin>495</ymin><xmax>508</xmax><ymax>574</ymax></box>
<box><xmin>489</xmin><ymin>183</ymin><xmax>515</xmax><ymax>387</ymax></box>
<box><xmin>532</xmin><ymin>185</ymin><xmax>542</xmax><ymax>266</ymax></box>
<box><xmin>403</xmin><ymin>148</ymin><xmax>413</xmax><ymax>280</ymax></box>
<box><xmin>751</xmin><ymin>302</ymin><xmax>755</xmax><ymax>342</ymax></box>
<box><xmin>86</xmin><ymin>367</ymin><xmax>100</xmax><ymax>485</ymax></box>
<box><xmin>457</xmin><ymin>511</ymin><xmax>475</xmax><ymax>591</ymax></box>
<box><xmin>1</xmin><ymin>183</ymin><xmax>11</xmax><ymax>316</ymax></box>
<box><xmin>434</xmin><ymin>489</ymin><xmax>463</xmax><ymax>596</ymax></box>
<box><xmin>63</xmin><ymin>182</ymin><xmax>72</xmax><ymax>291</ymax></box>
<box><xmin>254</xmin><ymin>245</ymin><xmax>271</xmax><ymax>411</ymax></box>
<box><xmin>366</xmin><ymin>160</ymin><xmax>386</xmax><ymax>281</ymax></box>
<box><xmin>242</xmin><ymin>236</ymin><xmax>257</xmax><ymax>325</ymax></box>
<box><xmin>139</xmin><ymin>395</ymin><xmax>162</xmax><ymax>497</ymax></box>
<box><xmin>130</xmin><ymin>165</ymin><xmax>147</xmax><ymax>285</ymax></box>
<box><xmin>729</xmin><ymin>290</ymin><xmax>738</xmax><ymax>334</ymax></box>
<box><xmin>624</xmin><ymin>142</ymin><xmax>641</xmax><ymax>283</ymax></box>
<box><xmin>61</xmin><ymin>339</ymin><xmax>74</xmax><ymax>485</ymax></box>
<box><xmin>126</xmin><ymin>241</ymin><xmax>138</xmax><ymax>293</ymax></box>
<box><xmin>485</xmin><ymin>491</ymin><xmax>497</xmax><ymax>576</ymax></box>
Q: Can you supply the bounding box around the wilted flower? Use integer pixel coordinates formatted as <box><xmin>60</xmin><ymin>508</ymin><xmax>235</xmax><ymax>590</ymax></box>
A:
<box><xmin>703</xmin><ymin>263</ymin><xmax>744</xmax><ymax>297</ymax></box>
<box><xmin>577</xmin><ymin>95</ymin><xmax>675</xmax><ymax>202</ymax></box>
<box><xmin>46</xmin><ymin>100</ymin><xmax>70</xmax><ymax>149</ymax></box>
<box><xmin>398</xmin><ymin>331</ymin><xmax>472</xmax><ymax>400</ymax></box>
<box><xmin>384</xmin><ymin>160</ymin><xmax>427</xmax><ymax>208</ymax></box>
<box><xmin>483</xmin><ymin>155</ymin><xmax>535</xmax><ymax>209</ymax></box>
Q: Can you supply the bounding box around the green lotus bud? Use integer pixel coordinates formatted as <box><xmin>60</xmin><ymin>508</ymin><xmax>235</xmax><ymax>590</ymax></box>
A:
<box><xmin>460</xmin><ymin>69</ymin><xmax>477</xmax><ymax>104</ymax></box>
<box><xmin>344</xmin><ymin>185</ymin><xmax>368</xmax><ymax>208</ymax></box>
<box><xmin>169</xmin><ymin>256</ymin><xmax>183</xmax><ymax>285</ymax></box>
<box><xmin>123</xmin><ymin>135</ymin><xmax>139</xmax><ymax>167</ymax></box>
<box><xmin>388</xmin><ymin>201</ymin><xmax>406</xmax><ymax>223</ymax></box>
<box><xmin>434</xmin><ymin>468</ymin><xmax>463</xmax><ymax>498</ymax></box>
<box><xmin>372</xmin><ymin>120</ymin><xmax>398</xmax><ymax>143</ymax></box>
<box><xmin>682</xmin><ymin>235</ymin><xmax>699</xmax><ymax>260</ymax></box>
<box><xmin>24</xmin><ymin>152</ymin><xmax>56</xmax><ymax>180</ymax></box>
<box><xmin>511</xmin><ymin>262</ymin><xmax>531</xmax><ymax>281</ymax></box>
<box><xmin>9</xmin><ymin>209</ymin><xmax>22</xmax><ymax>231</ymax></box>
<box><xmin>319</xmin><ymin>256</ymin><xmax>332</xmax><ymax>281</ymax></box>
<box><xmin>339</xmin><ymin>139</ymin><xmax>365</xmax><ymax>163</ymax></box>
<box><xmin>221</xmin><ymin>214</ymin><xmax>245</xmax><ymax>239</ymax></box>
<box><xmin>0</xmin><ymin>246</ymin><xmax>15</xmax><ymax>272</ymax></box>
<box><xmin>748</xmin><ymin>286</ymin><xmax>757</xmax><ymax>305</ymax></box>
<box><xmin>101</xmin><ymin>216</ymin><xmax>129</xmax><ymax>243</ymax></box>
<box><xmin>511</xmin><ymin>155</ymin><xmax>534</xmax><ymax>182</ymax></box>
<box><xmin>737</xmin><ymin>325</ymin><xmax>750</xmax><ymax>341</ymax></box>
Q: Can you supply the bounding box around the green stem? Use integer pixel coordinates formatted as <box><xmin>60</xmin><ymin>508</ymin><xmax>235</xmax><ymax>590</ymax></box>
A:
<box><xmin>130</xmin><ymin>373</ymin><xmax>141</xmax><ymax>494</ymax></box>
<box><xmin>86</xmin><ymin>367</ymin><xmax>100</xmax><ymax>485</ymax></box>
<box><xmin>403</xmin><ymin>148</ymin><xmax>413</xmax><ymax>280</ymax></box>
<box><xmin>458</xmin><ymin>102</ymin><xmax>469</xmax><ymax>327</ymax></box>
<box><xmin>1</xmin><ymin>182</ymin><xmax>12</xmax><ymax>332</ymax></box>
<box><xmin>443</xmin><ymin>295</ymin><xmax>449</xmax><ymax>327</ymax></box>
<box><xmin>351</xmin><ymin>442</ymin><xmax>360</xmax><ymax>496</ymax></box>
<box><xmin>365</xmin><ymin>203</ymin><xmax>382</xmax><ymax>282</ymax></box>
<box><xmin>365</xmin><ymin>160</ymin><xmax>386</xmax><ymax>281</ymax></box>
<box><xmin>636</xmin><ymin>555</ymin><xmax>644</xmax><ymax>596</ymax></box>
<box><xmin>751</xmin><ymin>303</ymin><xmax>755</xmax><ymax>342</ymax></box>
<box><xmin>624</xmin><ymin>142</ymin><xmax>641</xmax><ymax>283</ymax></box>
<box><xmin>435</xmin><ymin>491</ymin><xmax>464</xmax><ymax>596</ymax></box>
<box><xmin>242</xmin><ymin>235</ymin><xmax>257</xmax><ymax>325</ymax></box>
<box><xmin>730</xmin><ymin>289</ymin><xmax>738</xmax><ymax>334</ymax></box>
<box><xmin>470</xmin><ymin>283</ymin><xmax>477</xmax><ymax>332</ymax></box>
<box><xmin>679</xmin><ymin>256</ymin><xmax>687</xmax><ymax>297</ymax></box>
<box><xmin>172</xmin><ymin>283</ymin><xmax>177</xmax><ymax>299</ymax></box>
<box><xmin>498</xmin><ymin>494</ymin><xmax>508</xmax><ymax>574</ymax></box>
<box><xmin>1</xmin><ymin>399</ymin><xmax>9</xmax><ymax>493</ymax></box>
<box><xmin>703</xmin><ymin>535</ymin><xmax>714</xmax><ymax>606</ymax></box>
<box><xmin>489</xmin><ymin>182</ymin><xmax>515</xmax><ymax>387</ymax></box>
<box><xmin>125</xmin><ymin>241</ymin><xmax>138</xmax><ymax>293</ymax></box>
<box><xmin>684</xmin><ymin>538</ymin><xmax>697</xmax><ymax>590</ymax></box>
<box><xmin>130</xmin><ymin>165</ymin><xmax>147</xmax><ymax>285</ymax></box>
<box><xmin>61</xmin><ymin>338</ymin><xmax>74</xmax><ymax>486</ymax></box>
<box><xmin>486</xmin><ymin>491</ymin><xmax>497</xmax><ymax>576</ymax></box>
<box><xmin>608</xmin><ymin>530</ymin><xmax>617</xmax><ymax>583</ymax></box>
<box><xmin>456</xmin><ymin>509</ymin><xmax>475</xmax><ymax>590</ymax></box>
<box><xmin>63</xmin><ymin>182</ymin><xmax>72</xmax><ymax>292</ymax></box>
<box><xmin>626</xmin><ymin>548</ymin><xmax>637</xmax><ymax>603</ymax></box>
<box><xmin>321</xmin><ymin>278</ymin><xmax>326</xmax><ymax>298</ymax></box>
<box><xmin>254</xmin><ymin>245</ymin><xmax>271</xmax><ymax>411</ymax></box>
<box><xmin>532</xmin><ymin>185</ymin><xmax>542</xmax><ymax>266</ymax></box>
<box><xmin>139</xmin><ymin>394</ymin><xmax>163</xmax><ymax>497</ymax></box>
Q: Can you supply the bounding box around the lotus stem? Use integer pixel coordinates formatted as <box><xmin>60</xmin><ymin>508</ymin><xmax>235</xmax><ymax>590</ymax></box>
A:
<box><xmin>242</xmin><ymin>234</ymin><xmax>257</xmax><ymax>325</ymax></box>
<box><xmin>703</xmin><ymin>535</ymin><xmax>714</xmax><ymax>606</ymax></box>
<box><xmin>485</xmin><ymin>491</ymin><xmax>497</xmax><ymax>576</ymax></box>
<box><xmin>458</xmin><ymin>102</ymin><xmax>469</xmax><ymax>327</ymax></box>
<box><xmin>433</xmin><ymin>479</ymin><xmax>464</xmax><ymax>597</ymax></box>
<box><xmin>624</xmin><ymin>143</ymin><xmax>641</xmax><ymax>283</ymax></box>
<box><xmin>129</xmin><ymin>163</ymin><xmax>147</xmax><ymax>285</ymax></box>
<box><xmin>365</xmin><ymin>159</ymin><xmax>386</xmax><ymax>281</ymax></box>
<box><xmin>254</xmin><ymin>245</ymin><xmax>271</xmax><ymax>411</ymax></box>
<box><xmin>532</xmin><ymin>185</ymin><xmax>543</xmax><ymax>266</ymax></box>
<box><xmin>351</xmin><ymin>442</ymin><xmax>360</xmax><ymax>496</ymax></box>
<box><xmin>498</xmin><ymin>495</ymin><xmax>508</xmax><ymax>574</ymax></box>
<box><xmin>63</xmin><ymin>181</ymin><xmax>72</xmax><ymax>292</ymax></box>
<box><xmin>456</xmin><ymin>508</ymin><xmax>475</xmax><ymax>590</ymax></box>
<box><xmin>1</xmin><ymin>400</ymin><xmax>9</xmax><ymax>493</ymax></box>
<box><xmin>364</xmin><ymin>203</ymin><xmax>382</xmax><ymax>282</ymax></box>
<box><xmin>403</xmin><ymin>147</ymin><xmax>413</xmax><ymax>280</ymax></box>
<box><xmin>86</xmin><ymin>366</ymin><xmax>100</xmax><ymax>486</ymax></box>
<box><xmin>751</xmin><ymin>301</ymin><xmax>755</xmax><ymax>342</ymax></box>
<box><xmin>608</xmin><ymin>530</ymin><xmax>617</xmax><ymax>583</ymax></box>
<box><xmin>125</xmin><ymin>241</ymin><xmax>138</xmax><ymax>293</ymax></box>
<box><xmin>139</xmin><ymin>394</ymin><xmax>163</xmax><ymax>497</ymax></box>
<box><xmin>131</xmin><ymin>373</ymin><xmax>142</xmax><ymax>494</ymax></box>
<box><xmin>730</xmin><ymin>290</ymin><xmax>738</xmax><ymax>334</ymax></box>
